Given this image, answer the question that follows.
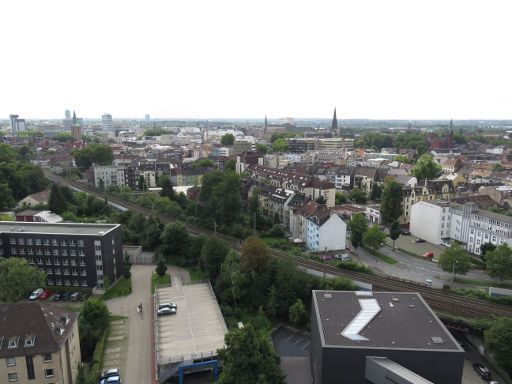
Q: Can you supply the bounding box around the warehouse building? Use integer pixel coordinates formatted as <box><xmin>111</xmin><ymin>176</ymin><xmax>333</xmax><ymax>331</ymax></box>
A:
<box><xmin>310</xmin><ymin>291</ymin><xmax>464</xmax><ymax>384</ymax></box>
<box><xmin>0</xmin><ymin>222</ymin><xmax>123</xmax><ymax>289</ymax></box>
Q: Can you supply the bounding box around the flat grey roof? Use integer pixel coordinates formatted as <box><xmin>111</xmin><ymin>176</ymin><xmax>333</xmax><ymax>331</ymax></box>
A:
<box><xmin>313</xmin><ymin>291</ymin><xmax>460</xmax><ymax>351</ymax></box>
<box><xmin>156</xmin><ymin>282</ymin><xmax>227</xmax><ymax>364</ymax></box>
<box><xmin>0</xmin><ymin>221</ymin><xmax>119</xmax><ymax>236</ymax></box>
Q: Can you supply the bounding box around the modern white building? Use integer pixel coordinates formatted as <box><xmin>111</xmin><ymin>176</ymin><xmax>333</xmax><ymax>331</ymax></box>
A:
<box><xmin>410</xmin><ymin>200</ymin><xmax>512</xmax><ymax>255</ymax></box>
<box><xmin>93</xmin><ymin>165</ymin><xmax>131</xmax><ymax>189</ymax></box>
<box><xmin>306</xmin><ymin>206</ymin><xmax>347</xmax><ymax>251</ymax></box>
<box><xmin>9</xmin><ymin>114</ymin><xmax>27</xmax><ymax>135</ymax></box>
<box><xmin>101</xmin><ymin>113</ymin><xmax>113</xmax><ymax>130</ymax></box>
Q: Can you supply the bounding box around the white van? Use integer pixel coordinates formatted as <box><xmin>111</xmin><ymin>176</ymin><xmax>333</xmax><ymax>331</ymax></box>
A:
<box><xmin>334</xmin><ymin>253</ymin><xmax>351</xmax><ymax>261</ymax></box>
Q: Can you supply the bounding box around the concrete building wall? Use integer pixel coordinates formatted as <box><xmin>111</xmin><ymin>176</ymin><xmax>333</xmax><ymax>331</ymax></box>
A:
<box><xmin>410</xmin><ymin>202</ymin><xmax>443</xmax><ymax>244</ymax></box>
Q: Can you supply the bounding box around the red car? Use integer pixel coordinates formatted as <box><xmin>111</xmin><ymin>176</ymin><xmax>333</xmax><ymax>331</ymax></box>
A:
<box><xmin>423</xmin><ymin>252</ymin><xmax>434</xmax><ymax>259</ymax></box>
<box><xmin>38</xmin><ymin>288</ymin><xmax>52</xmax><ymax>300</ymax></box>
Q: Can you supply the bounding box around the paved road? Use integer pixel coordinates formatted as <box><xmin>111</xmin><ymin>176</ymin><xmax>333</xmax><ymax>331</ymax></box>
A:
<box><xmin>105</xmin><ymin>265</ymin><xmax>154</xmax><ymax>384</ymax></box>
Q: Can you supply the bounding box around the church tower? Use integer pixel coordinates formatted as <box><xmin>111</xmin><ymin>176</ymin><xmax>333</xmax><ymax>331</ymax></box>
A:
<box><xmin>331</xmin><ymin>107</ymin><xmax>338</xmax><ymax>135</ymax></box>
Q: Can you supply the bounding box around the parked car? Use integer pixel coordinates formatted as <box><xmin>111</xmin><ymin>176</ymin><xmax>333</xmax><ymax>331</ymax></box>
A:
<box><xmin>423</xmin><ymin>252</ymin><xmax>434</xmax><ymax>259</ymax></box>
<box><xmin>158</xmin><ymin>303</ymin><xmax>177</xmax><ymax>310</ymax></box>
<box><xmin>99</xmin><ymin>375</ymin><xmax>121</xmax><ymax>384</ymax></box>
<box><xmin>29</xmin><ymin>288</ymin><xmax>43</xmax><ymax>300</ymax></box>
<box><xmin>473</xmin><ymin>363</ymin><xmax>491</xmax><ymax>380</ymax></box>
<box><xmin>70</xmin><ymin>292</ymin><xmax>82</xmax><ymax>301</ymax></box>
<box><xmin>38</xmin><ymin>288</ymin><xmax>52</xmax><ymax>300</ymax></box>
<box><xmin>401</xmin><ymin>230</ymin><xmax>411</xmax><ymax>236</ymax></box>
<box><xmin>157</xmin><ymin>307</ymin><xmax>177</xmax><ymax>316</ymax></box>
<box><xmin>61</xmin><ymin>291</ymin><xmax>73</xmax><ymax>301</ymax></box>
<box><xmin>415</xmin><ymin>238</ymin><xmax>426</xmax><ymax>243</ymax></box>
<box><xmin>334</xmin><ymin>253</ymin><xmax>351</xmax><ymax>261</ymax></box>
<box><xmin>52</xmin><ymin>293</ymin><xmax>62</xmax><ymax>301</ymax></box>
<box><xmin>101</xmin><ymin>368</ymin><xmax>120</xmax><ymax>379</ymax></box>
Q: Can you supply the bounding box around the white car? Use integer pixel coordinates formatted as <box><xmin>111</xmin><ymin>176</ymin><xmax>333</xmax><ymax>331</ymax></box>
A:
<box><xmin>158</xmin><ymin>307</ymin><xmax>177</xmax><ymax>316</ymax></box>
<box><xmin>334</xmin><ymin>253</ymin><xmax>351</xmax><ymax>261</ymax></box>
<box><xmin>29</xmin><ymin>288</ymin><xmax>43</xmax><ymax>300</ymax></box>
<box><xmin>158</xmin><ymin>302</ymin><xmax>177</xmax><ymax>310</ymax></box>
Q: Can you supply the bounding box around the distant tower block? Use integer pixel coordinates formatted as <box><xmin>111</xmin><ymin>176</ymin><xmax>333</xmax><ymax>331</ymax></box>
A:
<box><xmin>332</xmin><ymin>107</ymin><xmax>338</xmax><ymax>135</ymax></box>
<box><xmin>101</xmin><ymin>113</ymin><xmax>113</xmax><ymax>130</ymax></box>
<box><xmin>63</xmin><ymin>109</ymin><xmax>72</xmax><ymax>131</ymax></box>
<box><xmin>145</xmin><ymin>114</ymin><xmax>151</xmax><ymax>122</ymax></box>
<box><xmin>65</xmin><ymin>109</ymin><xmax>71</xmax><ymax>119</ymax></box>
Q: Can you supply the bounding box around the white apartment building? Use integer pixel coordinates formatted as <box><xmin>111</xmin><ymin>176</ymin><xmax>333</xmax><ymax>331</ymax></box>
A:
<box><xmin>306</xmin><ymin>211</ymin><xmax>346</xmax><ymax>252</ymax></box>
<box><xmin>93</xmin><ymin>165</ymin><xmax>129</xmax><ymax>189</ymax></box>
<box><xmin>101</xmin><ymin>113</ymin><xmax>113</xmax><ymax>130</ymax></box>
<box><xmin>410</xmin><ymin>200</ymin><xmax>512</xmax><ymax>255</ymax></box>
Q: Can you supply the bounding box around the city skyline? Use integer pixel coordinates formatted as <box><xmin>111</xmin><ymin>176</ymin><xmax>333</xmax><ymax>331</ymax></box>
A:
<box><xmin>1</xmin><ymin>0</ymin><xmax>512</xmax><ymax>120</ymax></box>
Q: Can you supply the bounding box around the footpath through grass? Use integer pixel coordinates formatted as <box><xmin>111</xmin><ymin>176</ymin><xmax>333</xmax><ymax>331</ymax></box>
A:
<box><xmin>187</xmin><ymin>267</ymin><xmax>205</xmax><ymax>282</ymax></box>
<box><xmin>101</xmin><ymin>276</ymin><xmax>132</xmax><ymax>300</ymax></box>
<box><xmin>151</xmin><ymin>272</ymin><xmax>171</xmax><ymax>293</ymax></box>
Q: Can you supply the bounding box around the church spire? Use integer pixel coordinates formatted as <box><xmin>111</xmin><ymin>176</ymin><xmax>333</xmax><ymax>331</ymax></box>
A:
<box><xmin>264</xmin><ymin>114</ymin><xmax>268</xmax><ymax>135</ymax></box>
<box><xmin>72</xmin><ymin>110</ymin><xmax>77</xmax><ymax>125</ymax></box>
<box><xmin>331</xmin><ymin>107</ymin><xmax>338</xmax><ymax>134</ymax></box>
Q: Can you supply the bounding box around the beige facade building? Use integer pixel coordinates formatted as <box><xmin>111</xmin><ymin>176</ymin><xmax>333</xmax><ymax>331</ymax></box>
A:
<box><xmin>0</xmin><ymin>302</ymin><xmax>81</xmax><ymax>384</ymax></box>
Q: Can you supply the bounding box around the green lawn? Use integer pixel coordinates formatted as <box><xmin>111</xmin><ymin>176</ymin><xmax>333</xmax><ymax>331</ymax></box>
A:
<box><xmin>365</xmin><ymin>247</ymin><xmax>398</xmax><ymax>264</ymax></box>
<box><xmin>188</xmin><ymin>267</ymin><xmax>204</xmax><ymax>282</ymax></box>
<box><xmin>261</xmin><ymin>235</ymin><xmax>304</xmax><ymax>256</ymax></box>
<box><xmin>151</xmin><ymin>272</ymin><xmax>171</xmax><ymax>293</ymax></box>
<box><xmin>101</xmin><ymin>276</ymin><xmax>132</xmax><ymax>300</ymax></box>
<box><xmin>454</xmin><ymin>277</ymin><xmax>512</xmax><ymax>289</ymax></box>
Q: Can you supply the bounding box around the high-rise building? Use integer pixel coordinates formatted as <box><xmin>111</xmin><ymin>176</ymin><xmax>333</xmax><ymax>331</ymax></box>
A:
<box><xmin>63</xmin><ymin>109</ymin><xmax>72</xmax><ymax>131</ymax></box>
<box><xmin>9</xmin><ymin>114</ymin><xmax>26</xmax><ymax>136</ymax></box>
<box><xmin>101</xmin><ymin>113</ymin><xmax>113</xmax><ymax>130</ymax></box>
<box><xmin>145</xmin><ymin>114</ymin><xmax>151</xmax><ymax>122</ymax></box>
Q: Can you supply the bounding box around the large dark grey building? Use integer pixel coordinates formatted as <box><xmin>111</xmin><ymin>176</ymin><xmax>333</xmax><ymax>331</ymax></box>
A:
<box><xmin>311</xmin><ymin>291</ymin><xmax>464</xmax><ymax>384</ymax></box>
<box><xmin>0</xmin><ymin>222</ymin><xmax>123</xmax><ymax>289</ymax></box>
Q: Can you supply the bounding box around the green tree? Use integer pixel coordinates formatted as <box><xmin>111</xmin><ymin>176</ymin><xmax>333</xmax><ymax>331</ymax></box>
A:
<box><xmin>0</xmin><ymin>183</ymin><xmax>15</xmax><ymax>209</ymax></box>
<box><xmin>486</xmin><ymin>243</ymin><xmax>512</xmax><ymax>283</ymax></box>
<box><xmin>289</xmin><ymin>299</ymin><xmax>308</xmax><ymax>327</ymax></box>
<box><xmin>192</xmin><ymin>158</ymin><xmax>215</xmax><ymax>168</ymax></box>
<box><xmin>240</xmin><ymin>236</ymin><xmax>271</xmax><ymax>273</ymax></box>
<box><xmin>380</xmin><ymin>180</ymin><xmax>403</xmax><ymax>225</ymax></box>
<box><xmin>158</xmin><ymin>176</ymin><xmax>176</xmax><ymax>200</ymax></box>
<box><xmin>393</xmin><ymin>154</ymin><xmax>411</xmax><ymax>164</ymax></box>
<box><xmin>335</xmin><ymin>192</ymin><xmax>347</xmax><ymax>205</ymax></box>
<box><xmin>479</xmin><ymin>242</ymin><xmax>496</xmax><ymax>262</ymax></box>
<box><xmin>224</xmin><ymin>159</ymin><xmax>236</xmax><ymax>172</ymax></box>
<box><xmin>138</xmin><ymin>175</ymin><xmax>145</xmax><ymax>191</ymax></box>
<box><xmin>157</xmin><ymin>223</ymin><xmax>190</xmax><ymax>265</ymax></box>
<box><xmin>370</xmin><ymin>183</ymin><xmax>382</xmax><ymax>201</ymax></box>
<box><xmin>485</xmin><ymin>317</ymin><xmax>512</xmax><ymax>376</ymax></box>
<box><xmin>218</xmin><ymin>324</ymin><xmax>285</xmax><ymax>384</ymax></box>
<box><xmin>199</xmin><ymin>237</ymin><xmax>230</xmax><ymax>281</ymax></box>
<box><xmin>48</xmin><ymin>184</ymin><xmax>67</xmax><ymax>215</ymax></box>
<box><xmin>54</xmin><ymin>132</ymin><xmax>73</xmax><ymax>142</ymax></box>
<box><xmin>363</xmin><ymin>224</ymin><xmax>386</xmax><ymax>250</ymax></box>
<box><xmin>348</xmin><ymin>213</ymin><xmax>368</xmax><ymax>252</ymax></box>
<box><xmin>389</xmin><ymin>220</ymin><xmax>401</xmax><ymax>249</ymax></box>
<box><xmin>80</xmin><ymin>298</ymin><xmax>110</xmax><ymax>338</ymax></box>
<box><xmin>221</xmin><ymin>133</ymin><xmax>235</xmax><ymax>146</ymax></box>
<box><xmin>75</xmin><ymin>363</ymin><xmax>86</xmax><ymax>384</ymax></box>
<box><xmin>73</xmin><ymin>143</ymin><xmax>114</xmax><ymax>169</ymax></box>
<box><xmin>315</xmin><ymin>195</ymin><xmax>326</xmax><ymax>204</ymax></box>
<box><xmin>349</xmin><ymin>187</ymin><xmax>367</xmax><ymax>203</ymax></box>
<box><xmin>256</xmin><ymin>143</ymin><xmax>269</xmax><ymax>154</ymax></box>
<box><xmin>411</xmin><ymin>154</ymin><xmax>442</xmax><ymax>180</ymax></box>
<box><xmin>0</xmin><ymin>143</ymin><xmax>18</xmax><ymax>162</ymax></box>
<box><xmin>0</xmin><ymin>258</ymin><xmax>46</xmax><ymax>302</ymax></box>
<box><xmin>155</xmin><ymin>257</ymin><xmax>168</xmax><ymax>277</ymax></box>
<box><xmin>439</xmin><ymin>243</ymin><xmax>471</xmax><ymax>275</ymax></box>
<box><xmin>272</xmin><ymin>138</ymin><xmax>289</xmax><ymax>152</ymax></box>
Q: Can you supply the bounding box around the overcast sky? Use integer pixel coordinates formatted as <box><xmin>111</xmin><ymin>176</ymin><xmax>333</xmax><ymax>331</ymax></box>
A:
<box><xmin>1</xmin><ymin>0</ymin><xmax>511</xmax><ymax>120</ymax></box>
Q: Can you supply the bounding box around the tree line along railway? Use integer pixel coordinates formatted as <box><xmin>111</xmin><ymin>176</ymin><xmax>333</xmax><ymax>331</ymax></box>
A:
<box><xmin>44</xmin><ymin>171</ymin><xmax>512</xmax><ymax>320</ymax></box>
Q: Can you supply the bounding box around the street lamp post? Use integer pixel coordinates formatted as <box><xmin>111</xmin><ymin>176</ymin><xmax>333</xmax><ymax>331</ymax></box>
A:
<box><xmin>450</xmin><ymin>260</ymin><xmax>459</xmax><ymax>289</ymax></box>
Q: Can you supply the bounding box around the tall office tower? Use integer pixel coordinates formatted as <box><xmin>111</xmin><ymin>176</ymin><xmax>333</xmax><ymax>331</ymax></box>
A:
<box><xmin>101</xmin><ymin>113</ymin><xmax>113</xmax><ymax>130</ymax></box>
<box><xmin>63</xmin><ymin>109</ymin><xmax>72</xmax><ymax>131</ymax></box>
<box><xmin>9</xmin><ymin>114</ymin><xmax>27</xmax><ymax>135</ymax></box>
<box><xmin>145</xmin><ymin>114</ymin><xmax>151</xmax><ymax>121</ymax></box>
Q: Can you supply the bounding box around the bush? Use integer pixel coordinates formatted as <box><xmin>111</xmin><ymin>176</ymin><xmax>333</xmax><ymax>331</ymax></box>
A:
<box><xmin>334</xmin><ymin>260</ymin><xmax>374</xmax><ymax>274</ymax></box>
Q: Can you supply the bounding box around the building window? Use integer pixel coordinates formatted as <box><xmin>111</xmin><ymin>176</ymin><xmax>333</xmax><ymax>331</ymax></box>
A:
<box><xmin>44</xmin><ymin>369</ymin><xmax>54</xmax><ymax>378</ymax></box>
<box><xmin>51</xmin><ymin>239</ymin><xmax>58</xmax><ymax>246</ymax></box>
<box><xmin>77</xmin><ymin>240</ymin><xmax>84</xmax><ymax>247</ymax></box>
<box><xmin>6</xmin><ymin>357</ymin><xmax>16</xmax><ymax>367</ymax></box>
<box><xmin>61</xmin><ymin>250</ymin><xmax>67</xmax><ymax>257</ymax></box>
<box><xmin>8</xmin><ymin>373</ymin><xmax>18</xmax><ymax>382</ymax></box>
<box><xmin>53</xmin><ymin>249</ymin><xmax>59</xmax><ymax>256</ymax></box>
<box><xmin>43</xmin><ymin>354</ymin><xmax>52</xmax><ymax>363</ymax></box>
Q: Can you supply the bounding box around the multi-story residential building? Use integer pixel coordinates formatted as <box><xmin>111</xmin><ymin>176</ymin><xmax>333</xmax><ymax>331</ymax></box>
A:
<box><xmin>93</xmin><ymin>165</ymin><xmax>134</xmax><ymax>189</ymax></box>
<box><xmin>286</xmin><ymin>137</ymin><xmax>354</xmax><ymax>153</ymax></box>
<box><xmin>232</xmin><ymin>140</ymin><xmax>255</xmax><ymax>156</ymax></box>
<box><xmin>0</xmin><ymin>222</ymin><xmax>123</xmax><ymax>289</ymax></box>
<box><xmin>247</xmin><ymin>165</ymin><xmax>336</xmax><ymax>207</ymax></box>
<box><xmin>410</xmin><ymin>200</ymin><xmax>512</xmax><ymax>255</ymax></box>
<box><xmin>306</xmin><ymin>205</ymin><xmax>347</xmax><ymax>251</ymax></box>
<box><xmin>0</xmin><ymin>302</ymin><xmax>81</xmax><ymax>384</ymax></box>
<box><xmin>351</xmin><ymin>166</ymin><xmax>389</xmax><ymax>195</ymax></box>
<box><xmin>400</xmin><ymin>179</ymin><xmax>455</xmax><ymax>224</ymax></box>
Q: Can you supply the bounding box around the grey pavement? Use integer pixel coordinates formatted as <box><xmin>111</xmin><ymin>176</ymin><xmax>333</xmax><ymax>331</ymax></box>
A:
<box><xmin>102</xmin><ymin>319</ymin><xmax>129</xmax><ymax>378</ymax></box>
<box><xmin>104</xmin><ymin>264</ymin><xmax>154</xmax><ymax>384</ymax></box>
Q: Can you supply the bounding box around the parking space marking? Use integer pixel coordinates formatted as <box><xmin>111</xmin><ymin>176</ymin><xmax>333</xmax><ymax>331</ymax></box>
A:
<box><xmin>284</xmin><ymin>334</ymin><xmax>295</xmax><ymax>343</ymax></box>
<box><xmin>302</xmin><ymin>341</ymin><xmax>310</xmax><ymax>349</ymax></box>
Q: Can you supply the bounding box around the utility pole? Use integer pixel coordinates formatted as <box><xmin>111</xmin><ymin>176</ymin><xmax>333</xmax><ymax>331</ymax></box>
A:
<box><xmin>450</xmin><ymin>260</ymin><xmax>459</xmax><ymax>289</ymax></box>
<box><xmin>323</xmin><ymin>246</ymin><xmax>327</xmax><ymax>279</ymax></box>
<box><xmin>214</xmin><ymin>221</ymin><xmax>217</xmax><ymax>237</ymax></box>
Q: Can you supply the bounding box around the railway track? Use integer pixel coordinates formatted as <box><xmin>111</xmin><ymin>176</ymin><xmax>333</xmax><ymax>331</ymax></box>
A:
<box><xmin>45</xmin><ymin>171</ymin><xmax>512</xmax><ymax>319</ymax></box>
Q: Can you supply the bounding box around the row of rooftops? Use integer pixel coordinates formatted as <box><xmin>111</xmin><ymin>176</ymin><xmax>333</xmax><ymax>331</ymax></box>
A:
<box><xmin>248</xmin><ymin>164</ymin><xmax>335</xmax><ymax>189</ymax></box>
<box><xmin>0</xmin><ymin>302</ymin><xmax>77</xmax><ymax>358</ymax></box>
<box><xmin>423</xmin><ymin>200</ymin><xmax>512</xmax><ymax>224</ymax></box>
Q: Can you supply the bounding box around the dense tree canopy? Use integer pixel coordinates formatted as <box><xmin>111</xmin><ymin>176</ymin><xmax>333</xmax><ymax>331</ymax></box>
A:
<box><xmin>348</xmin><ymin>213</ymin><xmax>368</xmax><ymax>251</ymax></box>
<box><xmin>0</xmin><ymin>258</ymin><xmax>47</xmax><ymax>302</ymax></box>
<box><xmin>73</xmin><ymin>144</ymin><xmax>114</xmax><ymax>168</ymax></box>
<box><xmin>363</xmin><ymin>225</ymin><xmax>386</xmax><ymax>250</ymax></box>
<box><xmin>272</xmin><ymin>138</ymin><xmax>289</xmax><ymax>152</ymax></box>
<box><xmin>218</xmin><ymin>324</ymin><xmax>285</xmax><ymax>384</ymax></box>
<box><xmin>380</xmin><ymin>180</ymin><xmax>403</xmax><ymax>225</ymax></box>
<box><xmin>349</xmin><ymin>187</ymin><xmax>367</xmax><ymax>203</ymax></box>
<box><xmin>220</xmin><ymin>133</ymin><xmax>235</xmax><ymax>146</ymax></box>
<box><xmin>485</xmin><ymin>317</ymin><xmax>512</xmax><ymax>376</ymax></box>
<box><xmin>412</xmin><ymin>154</ymin><xmax>442</xmax><ymax>180</ymax></box>
<box><xmin>439</xmin><ymin>243</ymin><xmax>471</xmax><ymax>275</ymax></box>
<box><xmin>156</xmin><ymin>223</ymin><xmax>191</xmax><ymax>265</ymax></box>
<box><xmin>240</xmin><ymin>236</ymin><xmax>271</xmax><ymax>273</ymax></box>
<box><xmin>389</xmin><ymin>220</ymin><xmax>401</xmax><ymax>249</ymax></box>
<box><xmin>199</xmin><ymin>237</ymin><xmax>230</xmax><ymax>281</ymax></box>
<box><xmin>486</xmin><ymin>243</ymin><xmax>512</xmax><ymax>282</ymax></box>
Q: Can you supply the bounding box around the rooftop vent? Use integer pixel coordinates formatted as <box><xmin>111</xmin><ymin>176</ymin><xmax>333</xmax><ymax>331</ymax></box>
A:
<box><xmin>431</xmin><ymin>336</ymin><xmax>444</xmax><ymax>344</ymax></box>
<box><xmin>7</xmin><ymin>336</ymin><xmax>19</xmax><ymax>349</ymax></box>
<box><xmin>392</xmin><ymin>297</ymin><xmax>400</xmax><ymax>302</ymax></box>
<box><xmin>323</xmin><ymin>293</ymin><xmax>332</xmax><ymax>300</ymax></box>
<box><xmin>409</xmin><ymin>304</ymin><xmax>416</xmax><ymax>309</ymax></box>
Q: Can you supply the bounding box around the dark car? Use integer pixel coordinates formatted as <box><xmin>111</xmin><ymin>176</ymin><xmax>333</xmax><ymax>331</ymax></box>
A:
<box><xmin>61</xmin><ymin>292</ymin><xmax>73</xmax><ymax>301</ymax></box>
<box><xmin>52</xmin><ymin>293</ymin><xmax>62</xmax><ymax>301</ymax></box>
<box><xmin>415</xmin><ymin>238</ymin><xmax>426</xmax><ymax>243</ymax></box>
<box><xmin>101</xmin><ymin>368</ymin><xmax>120</xmax><ymax>379</ymax></box>
<box><xmin>473</xmin><ymin>363</ymin><xmax>491</xmax><ymax>380</ymax></box>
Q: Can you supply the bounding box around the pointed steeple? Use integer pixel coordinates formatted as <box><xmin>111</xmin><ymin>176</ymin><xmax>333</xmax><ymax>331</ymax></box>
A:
<box><xmin>264</xmin><ymin>115</ymin><xmax>268</xmax><ymax>134</ymax></box>
<box><xmin>72</xmin><ymin>110</ymin><xmax>77</xmax><ymax>125</ymax></box>
<box><xmin>331</xmin><ymin>107</ymin><xmax>338</xmax><ymax>134</ymax></box>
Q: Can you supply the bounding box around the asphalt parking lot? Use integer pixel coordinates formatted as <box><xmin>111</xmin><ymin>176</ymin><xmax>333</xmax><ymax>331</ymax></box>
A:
<box><xmin>387</xmin><ymin>234</ymin><xmax>445</xmax><ymax>259</ymax></box>
<box><xmin>272</xmin><ymin>327</ymin><xmax>312</xmax><ymax>384</ymax></box>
